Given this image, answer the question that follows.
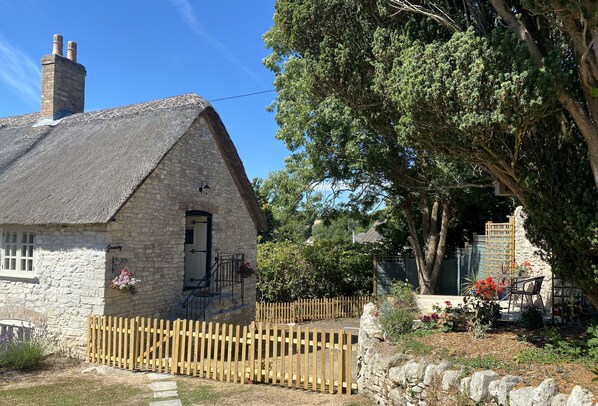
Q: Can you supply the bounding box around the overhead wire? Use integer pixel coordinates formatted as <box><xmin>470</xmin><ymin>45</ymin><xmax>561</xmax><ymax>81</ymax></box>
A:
<box><xmin>209</xmin><ymin>89</ymin><xmax>276</xmax><ymax>102</ymax></box>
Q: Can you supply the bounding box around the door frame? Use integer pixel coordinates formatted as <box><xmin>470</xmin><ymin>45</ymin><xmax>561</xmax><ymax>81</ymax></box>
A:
<box><xmin>184</xmin><ymin>210</ymin><xmax>212</xmax><ymax>289</ymax></box>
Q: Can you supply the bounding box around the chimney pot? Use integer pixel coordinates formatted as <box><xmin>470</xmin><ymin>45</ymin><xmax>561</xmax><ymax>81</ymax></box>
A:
<box><xmin>52</xmin><ymin>34</ymin><xmax>63</xmax><ymax>56</ymax></box>
<box><xmin>67</xmin><ymin>41</ymin><xmax>77</xmax><ymax>62</ymax></box>
<box><xmin>41</xmin><ymin>35</ymin><xmax>86</xmax><ymax>119</ymax></box>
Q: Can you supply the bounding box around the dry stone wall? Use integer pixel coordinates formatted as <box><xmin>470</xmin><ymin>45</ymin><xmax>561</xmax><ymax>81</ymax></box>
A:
<box><xmin>358</xmin><ymin>303</ymin><xmax>595</xmax><ymax>405</ymax></box>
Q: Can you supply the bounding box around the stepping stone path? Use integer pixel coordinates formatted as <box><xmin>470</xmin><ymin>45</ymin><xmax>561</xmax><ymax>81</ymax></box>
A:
<box><xmin>147</xmin><ymin>373</ymin><xmax>181</xmax><ymax>406</ymax></box>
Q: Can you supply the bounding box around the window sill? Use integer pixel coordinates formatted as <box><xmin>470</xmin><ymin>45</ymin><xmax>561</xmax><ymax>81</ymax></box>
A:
<box><xmin>0</xmin><ymin>272</ymin><xmax>39</xmax><ymax>283</ymax></box>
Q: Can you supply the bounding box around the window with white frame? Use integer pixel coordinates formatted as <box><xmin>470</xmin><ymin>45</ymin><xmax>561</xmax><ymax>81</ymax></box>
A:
<box><xmin>1</xmin><ymin>229</ymin><xmax>36</xmax><ymax>275</ymax></box>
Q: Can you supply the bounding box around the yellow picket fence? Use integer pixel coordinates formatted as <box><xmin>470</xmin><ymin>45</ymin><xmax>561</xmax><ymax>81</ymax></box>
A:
<box><xmin>87</xmin><ymin>316</ymin><xmax>357</xmax><ymax>395</ymax></box>
<box><xmin>255</xmin><ymin>295</ymin><xmax>372</xmax><ymax>324</ymax></box>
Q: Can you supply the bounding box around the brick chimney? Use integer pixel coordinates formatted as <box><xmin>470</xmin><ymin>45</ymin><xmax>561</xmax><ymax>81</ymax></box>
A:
<box><xmin>40</xmin><ymin>34</ymin><xmax>86</xmax><ymax>119</ymax></box>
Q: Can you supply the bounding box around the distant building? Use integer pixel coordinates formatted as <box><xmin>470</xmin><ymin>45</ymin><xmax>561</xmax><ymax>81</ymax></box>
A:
<box><xmin>353</xmin><ymin>221</ymin><xmax>383</xmax><ymax>244</ymax></box>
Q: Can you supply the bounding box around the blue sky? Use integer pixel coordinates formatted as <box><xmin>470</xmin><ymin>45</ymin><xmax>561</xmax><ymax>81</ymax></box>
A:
<box><xmin>0</xmin><ymin>0</ymin><xmax>287</xmax><ymax>180</ymax></box>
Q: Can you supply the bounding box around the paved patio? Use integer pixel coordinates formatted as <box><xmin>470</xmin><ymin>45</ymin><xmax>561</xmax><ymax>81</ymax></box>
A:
<box><xmin>416</xmin><ymin>294</ymin><xmax>535</xmax><ymax>322</ymax></box>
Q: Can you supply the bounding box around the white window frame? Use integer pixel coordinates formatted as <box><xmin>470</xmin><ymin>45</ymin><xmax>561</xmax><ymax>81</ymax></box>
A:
<box><xmin>0</xmin><ymin>227</ymin><xmax>37</xmax><ymax>279</ymax></box>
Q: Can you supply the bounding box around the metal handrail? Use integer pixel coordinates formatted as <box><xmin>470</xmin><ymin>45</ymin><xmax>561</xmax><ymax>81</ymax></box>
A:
<box><xmin>182</xmin><ymin>253</ymin><xmax>245</xmax><ymax>320</ymax></box>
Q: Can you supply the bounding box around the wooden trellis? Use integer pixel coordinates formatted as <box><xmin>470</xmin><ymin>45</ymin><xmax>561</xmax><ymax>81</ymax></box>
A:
<box><xmin>483</xmin><ymin>218</ymin><xmax>515</xmax><ymax>278</ymax></box>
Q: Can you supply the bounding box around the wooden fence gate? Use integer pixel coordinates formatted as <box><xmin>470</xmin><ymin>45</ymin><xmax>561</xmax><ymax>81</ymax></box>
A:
<box><xmin>87</xmin><ymin>316</ymin><xmax>356</xmax><ymax>395</ymax></box>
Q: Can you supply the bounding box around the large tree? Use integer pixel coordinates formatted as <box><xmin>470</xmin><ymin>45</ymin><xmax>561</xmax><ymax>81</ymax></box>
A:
<box><xmin>265</xmin><ymin>0</ymin><xmax>597</xmax><ymax>302</ymax></box>
<box><xmin>265</xmin><ymin>0</ymin><xmax>502</xmax><ymax>294</ymax></box>
<box><xmin>389</xmin><ymin>0</ymin><xmax>598</xmax><ymax>190</ymax></box>
<box><xmin>380</xmin><ymin>0</ymin><xmax>598</xmax><ymax>304</ymax></box>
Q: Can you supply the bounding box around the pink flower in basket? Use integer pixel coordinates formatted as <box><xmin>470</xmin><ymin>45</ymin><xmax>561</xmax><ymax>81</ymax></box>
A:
<box><xmin>110</xmin><ymin>268</ymin><xmax>139</xmax><ymax>292</ymax></box>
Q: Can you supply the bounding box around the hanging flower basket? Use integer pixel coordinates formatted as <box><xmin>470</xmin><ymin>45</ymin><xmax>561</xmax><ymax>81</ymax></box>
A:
<box><xmin>110</xmin><ymin>268</ymin><xmax>139</xmax><ymax>293</ymax></box>
<box><xmin>237</xmin><ymin>261</ymin><xmax>254</xmax><ymax>278</ymax></box>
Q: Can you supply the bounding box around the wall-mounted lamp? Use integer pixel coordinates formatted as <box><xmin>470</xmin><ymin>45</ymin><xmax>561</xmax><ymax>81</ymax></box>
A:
<box><xmin>198</xmin><ymin>180</ymin><xmax>210</xmax><ymax>195</ymax></box>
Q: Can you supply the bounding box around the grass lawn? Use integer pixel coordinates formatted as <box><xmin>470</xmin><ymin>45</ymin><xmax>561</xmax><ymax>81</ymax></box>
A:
<box><xmin>0</xmin><ymin>356</ymin><xmax>374</xmax><ymax>406</ymax></box>
<box><xmin>0</xmin><ymin>376</ymin><xmax>151</xmax><ymax>406</ymax></box>
<box><xmin>175</xmin><ymin>375</ymin><xmax>374</xmax><ymax>406</ymax></box>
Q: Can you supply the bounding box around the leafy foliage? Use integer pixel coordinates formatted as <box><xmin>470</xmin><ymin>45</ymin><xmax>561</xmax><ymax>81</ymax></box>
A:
<box><xmin>264</xmin><ymin>0</ymin><xmax>515</xmax><ymax>294</ymax></box>
<box><xmin>427</xmin><ymin>297</ymin><xmax>501</xmax><ymax>338</ymax></box>
<box><xmin>389</xmin><ymin>280</ymin><xmax>419</xmax><ymax>312</ymax></box>
<box><xmin>587</xmin><ymin>324</ymin><xmax>598</xmax><ymax>361</ymax></box>
<box><xmin>379</xmin><ymin>303</ymin><xmax>414</xmax><ymax>342</ymax></box>
<box><xmin>378</xmin><ymin>280</ymin><xmax>418</xmax><ymax>341</ymax></box>
<box><xmin>265</xmin><ymin>0</ymin><xmax>598</xmax><ymax>303</ymax></box>
<box><xmin>518</xmin><ymin>306</ymin><xmax>545</xmax><ymax>330</ymax></box>
<box><xmin>256</xmin><ymin>240</ymin><xmax>376</xmax><ymax>302</ymax></box>
<box><xmin>0</xmin><ymin>332</ymin><xmax>46</xmax><ymax>371</ymax></box>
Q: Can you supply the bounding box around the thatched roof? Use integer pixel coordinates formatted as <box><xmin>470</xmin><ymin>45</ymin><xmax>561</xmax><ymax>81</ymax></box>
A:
<box><xmin>0</xmin><ymin>94</ymin><xmax>267</xmax><ymax>230</ymax></box>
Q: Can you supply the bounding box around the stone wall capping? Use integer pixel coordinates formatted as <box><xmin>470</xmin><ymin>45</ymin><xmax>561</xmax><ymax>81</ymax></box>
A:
<box><xmin>510</xmin><ymin>386</ymin><xmax>536</xmax><ymax>406</ymax></box>
<box><xmin>469</xmin><ymin>370</ymin><xmax>499</xmax><ymax>402</ymax></box>
<box><xmin>441</xmin><ymin>370</ymin><xmax>461</xmax><ymax>391</ymax></box>
<box><xmin>533</xmin><ymin>378</ymin><xmax>559</xmax><ymax>405</ymax></box>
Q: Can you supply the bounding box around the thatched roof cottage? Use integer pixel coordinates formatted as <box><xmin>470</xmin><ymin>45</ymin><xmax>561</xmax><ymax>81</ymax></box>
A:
<box><xmin>0</xmin><ymin>35</ymin><xmax>266</xmax><ymax>353</ymax></box>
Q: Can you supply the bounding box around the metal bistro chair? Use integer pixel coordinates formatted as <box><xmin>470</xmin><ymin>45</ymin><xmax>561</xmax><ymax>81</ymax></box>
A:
<box><xmin>507</xmin><ymin>276</ymin><xmax>546</xmax><ymax>314</ymax></box>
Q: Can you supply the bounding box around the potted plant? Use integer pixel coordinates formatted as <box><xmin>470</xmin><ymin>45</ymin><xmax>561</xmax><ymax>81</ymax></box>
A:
<box><xmin>474</xmin><ymin>276</ymin><xmax>503</xmax><ymax>300</ymax></box>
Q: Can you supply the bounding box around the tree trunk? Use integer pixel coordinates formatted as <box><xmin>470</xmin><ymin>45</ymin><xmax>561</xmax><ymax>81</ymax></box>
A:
<box><xmin>403</xmin><ymin>199</ymin><xmax>451</xmax><ymax>295</ymax></box>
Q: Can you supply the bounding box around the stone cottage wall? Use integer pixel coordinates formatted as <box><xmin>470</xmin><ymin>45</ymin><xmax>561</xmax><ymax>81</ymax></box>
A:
<box><xmin>105</xmin><ymin>115</ymin><xmax>257</xmax><ymax>325</ymax></box>
<box><xmin>0</xmin><ymin>225</ymin><xmax>107</xmax><ymax>354</ymax></box>
<box><xmin>358</xmin><ymin>304</ymin><xmax>595</xmax><ymax>405</ymax></box>
<box><xmin>513</xmin><ymin>206</ymin><xmax>554</xmax><ymax>308</ymax></box>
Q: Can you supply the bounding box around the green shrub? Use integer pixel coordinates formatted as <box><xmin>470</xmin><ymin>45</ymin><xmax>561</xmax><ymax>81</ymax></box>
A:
<box><xmin>256</xmin><ymin>240</ymin><xmax>375</xmax><ymax>302</ymax></box>
<box><xmin>379</xmin><ymin>301</ymin><xmax>414</xmax><ymax>341</ymax></box>
<box><xmin>432</xmin><ymin>301</ymin><xmax>468</xmax><ymax>332</ymax></box>
<box><xmin>0</xmin><ymin>335</ymin><xmax>46</xmax><ymax>371</ymax></box>
<box><xmin>466</xmin><ymin>296</ymin><xmax>501</xmax><ymax>333</ymax></box>
<box><xmin>389</xmin><ymin>280</ymin><xmax>418</xmax><ymax>311</ymax></box>
<box><xmin>378</xmin><ymin>281</ymin><xmax>418</xmax><ymax>341</ymax></box>
<box><xmin>431</xmin><ymin>297</ymin><xmax>500</xmax><ymax>336</ymax></box>
<box><xmin>587</xmin><ymin>324</ymin><xmax>598</xmax><ymax>361</ymax></box>
<box><xmin>518</xmin><ymin>306</ymin><xmax>544</xmax><ymax>330</ymax></box>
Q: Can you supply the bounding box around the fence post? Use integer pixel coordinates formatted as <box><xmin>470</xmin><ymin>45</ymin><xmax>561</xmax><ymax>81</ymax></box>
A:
<box><xmin>256</xmin><ymin>322</ymin><xmax>263</xmax><ymax>382</ymax></box>
<box><xmin>128</xmin><ymin>317</ymin><xmax>136</xmax><ymax>370</ymax></box>
<box><xmin>287</xmin><ymin>324</ymin><xmax>294</xmax><ymax>388</ymax></box>
<box><xmin>172</xmin><ymin>319</ymin><xmax>180</xmax><ymax>375</ymax></box>
<box><xmin>345</xmin><ymin>331</ymin><xmax>352</xmax><ymax>395</ymax></box>
<box><xmin>240</xmin><ymin>324</ymin><xmax>248</xmax><ymax>384</ymax></box>
<box><xmin>337</xmin><ymin>330</ymin><xmax>344</xmax><ymax>395</ymax></box>
<box><xmin>249</xmin><ymin>321</ymin><xmax>256</xmax><ymax>383</ymax></box>
<box><xmin>86</xmin><ymin>316</ymin><xmax>94</xmax><ymax>363</ymax></box>
<box><xmin>328</xmin><ymin>330</ymin><xmax>335</xmax><ymax>394</ymax></box>
<box><xmin>102</xmin><ymin>316</ymin><xmax>108</xmax><ymax>366</ymax></box>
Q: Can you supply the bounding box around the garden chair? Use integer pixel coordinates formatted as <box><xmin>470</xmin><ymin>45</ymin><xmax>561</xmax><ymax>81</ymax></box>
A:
<box><xmin>507</xmin><ymin>276</ymin><xmax>546</xmax><ymax>314</ymax></box>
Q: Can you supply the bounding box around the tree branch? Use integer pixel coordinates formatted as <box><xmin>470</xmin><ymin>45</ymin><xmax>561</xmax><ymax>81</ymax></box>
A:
<box><xmin>389</xmin><ymin>0</ymin><xmax>462</xmax><ymax>33</ymax></box>
<box><xmin>489</xmin><ymin>0</ymin><xmax>545</xmax><ymax>68</ymax></box>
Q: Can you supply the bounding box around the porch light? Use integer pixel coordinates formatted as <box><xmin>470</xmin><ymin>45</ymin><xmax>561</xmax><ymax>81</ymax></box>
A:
<box><xmin>198</xmin><ymin>181</ymin><xmax>210</xmax><ymax>195</ymax></box>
